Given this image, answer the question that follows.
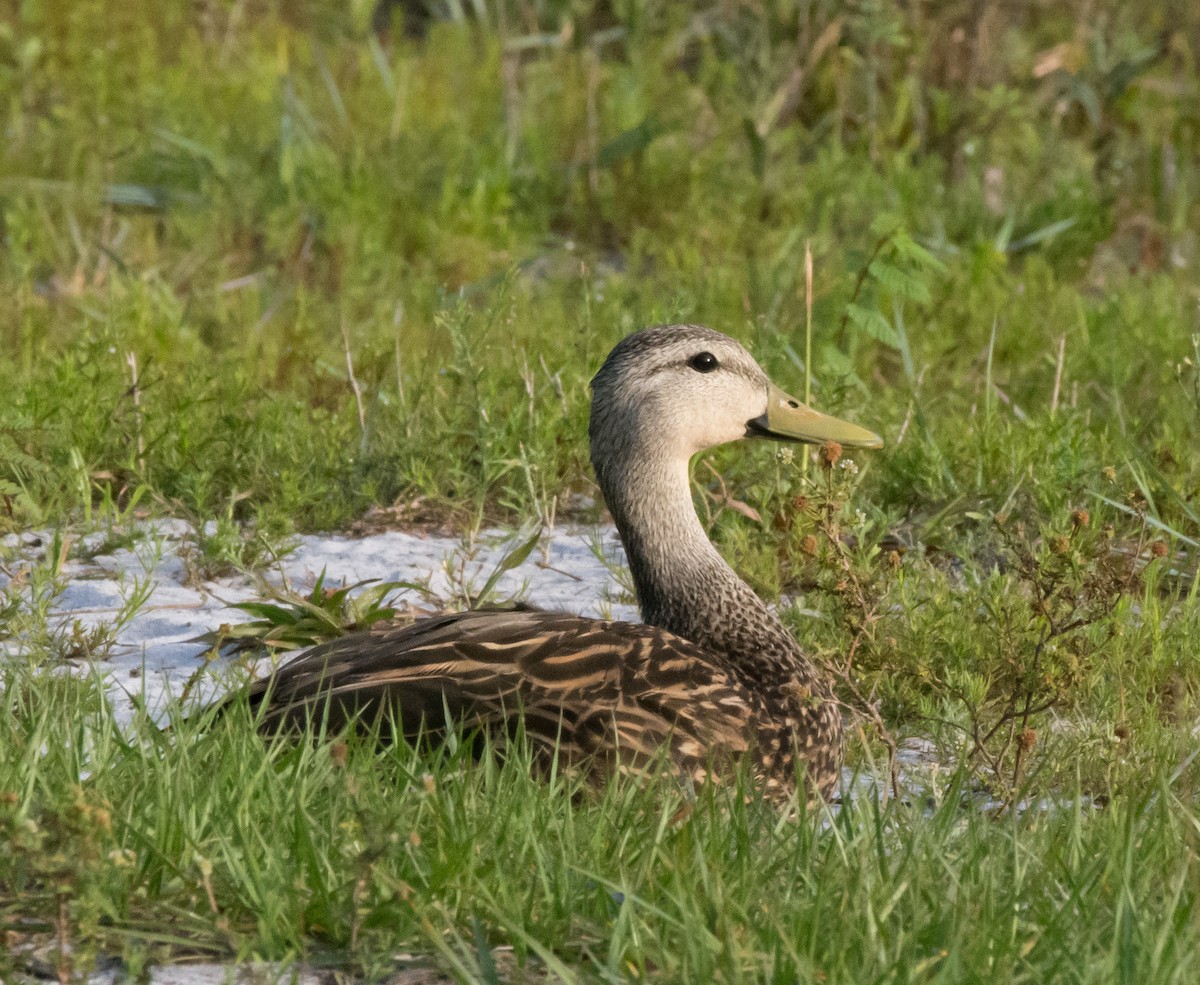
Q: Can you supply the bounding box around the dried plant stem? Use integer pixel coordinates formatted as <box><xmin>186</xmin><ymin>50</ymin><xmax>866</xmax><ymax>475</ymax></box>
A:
<box><xmin>393</xmin><ymin>302</ymin><xmax>406</xmax><ymax>407</ymax></box>
<box><xmin>340</xmin><ymin>317</ymin><xmax>368</xmax><ymax>446</ymax></box>
<box><xmin>585</xmin><ymin>48</ymin><xmax>600</xmax><ymax>194</ymax></box>
<box><xmin>501</xmin><ymin>49</ymin><xmax>521</xmax><ymax>165</ymax></box>
<box><xmin>1050</xmin><ymin>333</ymin><xmax>1066</xmax><ymax>417</ymax></box>
<box><xmin>813</xmin><ymin>467</ymin><xmax>899</xmax><ymax>798</ymax></box>
<box><xmin>125</xmin><ymin>350</ymin><xmax>146</xmax><ymax>474</ymax></box>
<box><xmin>803</xmin><ymin>241</ymin><xmax>814</xmax><ymax>477</ymax></box>
<box><xmin>56</xmin><ymin>893</ymin><xmax>71</xmax><ymax>985</ymax></box>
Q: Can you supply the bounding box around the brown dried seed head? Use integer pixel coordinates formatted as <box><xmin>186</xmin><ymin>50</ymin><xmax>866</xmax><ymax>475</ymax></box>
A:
<box><xmin>1071</xmin><ymin>509</ymin><xmax>1090</xmax><ymax>529</ymax></box>
<box><xmin>819</xmin><ymin>441</ymin><xmax>843</xmax><ymax>469</ymax></box>
<box><xmin>886</xmin><ymin>550</ymin><xmax>902</xmax><ymax>569</ymax></box>
<box><xmin>1019</xmin><ymin>728</ymin><xmax>1037</xmax><ymax>752</ymax></box>
<box><xmin>1049</xmin><ymin>535</ymin><xmax>1071</xmax><ymax>555</ymax></box>
<box><xmin>1150</xmin><ymin>541</ymin><xmax>1169</xmax><ymax>558</ymax></box>
<box><xmin>329</xmin><ymin>741</ymin><xmax>348</xmax><ymax>767</ymax></box>
<box><xmin>801</xmin><ymin>534</ymin><xmax>819</xmax><ymax>556</ymax></box>
<box><xmin>792</xmin><ymin>495</ymin><xmax>808</xmax><ymax>512</ymax></box>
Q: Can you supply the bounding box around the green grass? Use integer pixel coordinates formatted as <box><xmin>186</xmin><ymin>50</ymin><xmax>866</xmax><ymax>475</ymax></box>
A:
<box><xmin>3</xmin><ymin>0</ymin><xmax>1200</xmax><ymax>980</ymax></box>
<box><xmin>4</xmin><ymin>671</ymin><xmax>1200</xmax><ymax>983</ymax></box>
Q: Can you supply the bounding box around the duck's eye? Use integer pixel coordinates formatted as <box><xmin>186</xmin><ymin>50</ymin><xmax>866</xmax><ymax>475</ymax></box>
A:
<box><xmin>688</xmin><ymin>351</ymin><xmax>720</xmax><ymax>373</ymax></box>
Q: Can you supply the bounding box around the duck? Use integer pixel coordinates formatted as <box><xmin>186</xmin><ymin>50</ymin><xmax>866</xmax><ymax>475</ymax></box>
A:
<box><xmin>232</xmin><ymin>325</ymin><xmax>883</xmax><ymax>800</ymax></box>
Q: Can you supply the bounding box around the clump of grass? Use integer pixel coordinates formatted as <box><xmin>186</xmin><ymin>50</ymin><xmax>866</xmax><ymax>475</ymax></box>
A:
<box><xmin>200</xmin><ymin>569</ymin><xmax>424</xmax><ymax>658</ymax></box>
<box><xmin>437</xmin><ymin>524</ymin><xmax>544</xmax><ymax>610</ymax></box>
<box><xmin>195</xmin><ymin>524</ymin><xmax>543</xmax><ymax>662</ymax></box>
<box><xmin>0</xmin><ymin>533</ymin><xmax>156</xmax><ymax>665</ymax></box>
<box><xmin>179</xmin><ymin>505</ymin><xmax>297</xmax><ymax>585</ymax></box>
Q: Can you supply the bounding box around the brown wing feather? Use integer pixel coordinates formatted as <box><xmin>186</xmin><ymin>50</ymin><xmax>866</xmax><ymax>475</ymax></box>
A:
<box><xmin>238</xmin><ymin>608</ymin><xmax>754</xmax><ymax>777</ymax></box>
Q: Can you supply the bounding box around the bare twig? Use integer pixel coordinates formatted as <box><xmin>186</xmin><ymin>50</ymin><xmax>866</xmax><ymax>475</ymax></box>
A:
<box><xmin>393</xmin><ymin>302</ymin><xmax>406</xmax><ymax>407</ymax></box>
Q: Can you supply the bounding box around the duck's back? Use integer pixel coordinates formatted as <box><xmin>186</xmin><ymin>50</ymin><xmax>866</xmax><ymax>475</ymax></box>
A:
<box><xmin>239</xmin><ymin>608</ymin><xmax>755</xmax><ymax>781</ymax></box>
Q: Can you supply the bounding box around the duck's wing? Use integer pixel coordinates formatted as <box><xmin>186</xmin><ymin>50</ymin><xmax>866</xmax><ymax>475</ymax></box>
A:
<box><xmin>234</xmin><ymin>608</ymin><xmax>754</xmax><ymax>774</ymax></box>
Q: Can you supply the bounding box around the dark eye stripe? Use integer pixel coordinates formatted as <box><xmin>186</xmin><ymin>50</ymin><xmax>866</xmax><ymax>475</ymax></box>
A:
<box><xmin>689</xmin><ymin>352</ymin><xmax>719</xmax><ymax>373</ymax></box>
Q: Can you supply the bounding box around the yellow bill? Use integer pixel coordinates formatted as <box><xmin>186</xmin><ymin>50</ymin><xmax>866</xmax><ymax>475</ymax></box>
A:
<box><xmin>747</xmin><ymin>383</ymin><xmax>884</xmax><ymax>449</ymax></box>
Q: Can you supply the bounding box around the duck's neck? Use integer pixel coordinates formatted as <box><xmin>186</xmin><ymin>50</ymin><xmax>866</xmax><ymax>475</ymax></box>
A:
<box><xmin>595</xmin><ymin>447</ymin><xmax>825</xmax><ymax>694</ymax></box>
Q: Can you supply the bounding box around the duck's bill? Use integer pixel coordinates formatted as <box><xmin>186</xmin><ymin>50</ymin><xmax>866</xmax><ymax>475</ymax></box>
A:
<box><xmin>746</xmin><ymin>384</ymin><xmax>884</xmax><ymax>449</ymax></box>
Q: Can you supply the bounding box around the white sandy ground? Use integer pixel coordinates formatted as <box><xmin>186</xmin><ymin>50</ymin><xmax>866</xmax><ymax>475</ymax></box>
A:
<box><xmin>0</xmin><ymin>521</ymin><xmax>641</xmax><ymax>721</ymax></box>
<box><xmin>1</xmin><ymin>520</ymin><xmax>940</xmax><ymax>984</ymax></box>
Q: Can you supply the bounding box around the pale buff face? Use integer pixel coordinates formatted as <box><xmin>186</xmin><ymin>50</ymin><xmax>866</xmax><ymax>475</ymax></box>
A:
<box><xmin>590</xmin><ymin>326</ymin><xmax>772</xmax><ymax>464</ymax></box>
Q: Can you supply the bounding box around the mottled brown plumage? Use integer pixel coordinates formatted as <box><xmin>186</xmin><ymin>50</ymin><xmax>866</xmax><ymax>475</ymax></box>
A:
<box><xmin>232</xmin><ymin>325</ymin><xmax>882</xmax><ymax>800</ymax></box>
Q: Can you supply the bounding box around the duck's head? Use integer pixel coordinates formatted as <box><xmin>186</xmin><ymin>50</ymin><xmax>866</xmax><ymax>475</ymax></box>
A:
<box><xmin>589</xmin><ymin>325</ymin><xmax>883</xmax><ymax>467</ymax></box>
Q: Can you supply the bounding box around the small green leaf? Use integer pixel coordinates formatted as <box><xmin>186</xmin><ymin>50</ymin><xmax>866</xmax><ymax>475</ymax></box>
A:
<box><xmin>868</xmin><ymin>260</ymin><xmax>931</xmax><ymax>304</ymax></box>
<box><xmin>474</xmin><ymin>527</ymin><xmax>542</xmax><ymax>606</ymax></box>
<box><xmin>891</xmin><ymin>232</ymin><xmax>948</xmax><ymax>273</ymax></box>
<box><xmin>597</xmin><ymin>117</ymin><xmax>664</xmax><ymax>169</ymax></box>
<box><xmin>846</xmin><ymin>303</ymin><xmax>900</xmax><ymax>348</ymax></box>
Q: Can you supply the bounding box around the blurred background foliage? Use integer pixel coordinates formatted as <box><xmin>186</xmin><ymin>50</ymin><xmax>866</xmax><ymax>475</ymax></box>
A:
<box><xmin>0</xmin><ymin>0</ymin><xmax>1197</xmax><ymax>536</ymax></box>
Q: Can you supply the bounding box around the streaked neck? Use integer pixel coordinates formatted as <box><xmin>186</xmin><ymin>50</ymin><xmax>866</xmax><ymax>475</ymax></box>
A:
<box><xmin>594</xmin><ymin>445</ymin><xmax>816</xmax><ymax>685</ymax></box>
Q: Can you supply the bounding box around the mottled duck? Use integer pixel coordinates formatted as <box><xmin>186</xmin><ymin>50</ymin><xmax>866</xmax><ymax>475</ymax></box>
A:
<box><xmin>233</xmin><ymin>325</ymin><xmax>883</xmax><ymax>800</ymax></box>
